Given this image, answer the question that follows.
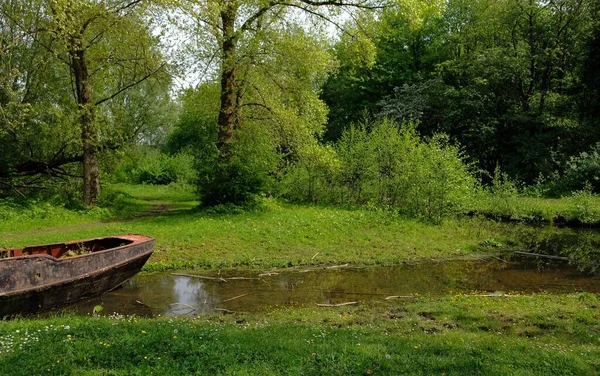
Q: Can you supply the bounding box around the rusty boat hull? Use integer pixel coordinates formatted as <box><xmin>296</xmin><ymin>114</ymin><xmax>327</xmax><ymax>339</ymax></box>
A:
<box><xmin>0</xmin><ymin>234</ymin><xmax>154</xmax><ymax>317</ymax></box>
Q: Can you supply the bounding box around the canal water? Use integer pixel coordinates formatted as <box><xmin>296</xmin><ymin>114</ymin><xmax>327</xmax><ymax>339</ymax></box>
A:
<box><xmin>55</xmin><ymin>257</ymin><xmax>599</xmax><ymax>317</ymax></box>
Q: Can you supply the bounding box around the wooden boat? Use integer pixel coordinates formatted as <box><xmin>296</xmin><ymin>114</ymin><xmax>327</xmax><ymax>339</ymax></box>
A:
<box><xmin>0</xmin><ymin>234</ymin><xmax>154</xmax><ymax>317</ymax></box>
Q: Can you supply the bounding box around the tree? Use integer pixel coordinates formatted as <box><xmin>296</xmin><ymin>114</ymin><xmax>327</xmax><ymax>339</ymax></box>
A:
<box><xmin>432</xmin><ymin>0</ymin><xmax>595</xmax><ymax>181</ymax></box>
<box><xmin>170</xmin><ymin>20</ymin><xmax>336</xmax><ymax>204</ymax></box>
<box><xmin>0</xmin><ymin>0</ymin><xmax>81</xmax><ymax>192</ymax></box>
<box><xmin>0</xmin><ymin>0</ymin><xmax>169</xmax><ymax>204</ymax></box>
<box><xmin>321</xmin><ymin>0</ymin><xmax>446</xmax><ymax>140</ymax></box>
<box><xmin>46</xmin><ymin>0</ymin><xmax>168</xmax><ymax>205</ymax></box>
<box><xmin>579</xmin><ymin>1</ymin><xmax>600</xmax><ymax>128</ymax></box>
<box><xmin>175</xmin><ymin>0</ymin><xmax>372</xmax><ymax>204</ymax></box>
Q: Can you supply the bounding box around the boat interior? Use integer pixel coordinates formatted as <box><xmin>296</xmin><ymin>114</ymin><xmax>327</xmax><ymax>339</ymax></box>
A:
<box><xmin>0</xmin><ymin>238</ymin><xmax>134</xmax><ymax>259</ymax></box>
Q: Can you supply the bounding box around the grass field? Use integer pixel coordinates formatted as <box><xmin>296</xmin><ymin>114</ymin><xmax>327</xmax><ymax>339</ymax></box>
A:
<box><xmin>1</xmin><ymin>294</ymin><xmax>599</xmax><ymax>375</ymax></box>
<box><xmin>1</xmin><ymin>184</ymin><xmax>599</xmax><ymax>375</ymax></box>
<box><xmin>0</xmin><ymin>184</ymin><xmax>519</xmax><ymax>270</ymax></box>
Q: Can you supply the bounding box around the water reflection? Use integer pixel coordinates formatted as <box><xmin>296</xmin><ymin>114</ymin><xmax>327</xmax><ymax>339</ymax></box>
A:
<box><xmin>54</xmin><ymin>258</ymin><xmax>599</xmax><ymax>317</ymax></box>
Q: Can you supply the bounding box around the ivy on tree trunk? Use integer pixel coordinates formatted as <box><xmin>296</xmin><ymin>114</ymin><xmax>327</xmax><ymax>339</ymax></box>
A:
<box><xmin>70</xmin><ymin>38</ymin><xmax>100</xmax><ymax>206</ymax></box>
<box><xmin>217</xmin><ymin>2</ymin><xmax>238</xmax><ymax>162</ymax></box>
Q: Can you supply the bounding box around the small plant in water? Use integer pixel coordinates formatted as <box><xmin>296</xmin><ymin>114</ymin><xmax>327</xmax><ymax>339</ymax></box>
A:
<box><xmin>93</xmin><ymin>305</ymin><xmax>104</xmax><ymax>316</ymax></box>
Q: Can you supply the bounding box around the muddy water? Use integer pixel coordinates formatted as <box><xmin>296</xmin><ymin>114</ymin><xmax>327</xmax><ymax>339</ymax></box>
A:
<box><xmin>55</xmin><ymin>258</ymin><xmax>599</xmax><ymax>317</ymax></box>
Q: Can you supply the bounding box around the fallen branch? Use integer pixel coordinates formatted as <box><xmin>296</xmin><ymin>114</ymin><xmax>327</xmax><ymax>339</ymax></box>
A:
<box><xmin>513</xmin><ymin>251</ymin><xmax>568</xmax><ymax>261</ymax></box>
<box><xmin>317</xmin><ymin>302</ymin><xmax>358</xmax><ymax>307</ymax></box>
<box><xmin>221</xmin><ymin>293</ymin><xmax>252</xmax><ymax>303</ymax></box>
<box><xmin>326</xmin><ymin>264</ymin><xmax>349</xmax><ymax>269</ymax></box>
<box><xmin>170</xmin><ymin>302</ymin><xmax>199</xmax><ymax>310</ymax></box>
<box><xmin>135</xmin><ymin>300</ymin><xmax>151</xmax><ymax>308</ymax></box>
<box><xmin>214</xmin><ymin>308</ymin><xmax>236</xmax><ymax>314</ymax></box>
<box><xmin>258</xmin><ymin>272</ymin><xmax>279</xmax><ymax>277</ymax></box>
<box><xmin>172</xmin><ymin>273</ymin><xmax>227</xmax><ymax>282</ymax></box>
<box><xmin>385</xmin><ymin>295</ymin><xmax>414</xmax><ymax>300</ymax></box>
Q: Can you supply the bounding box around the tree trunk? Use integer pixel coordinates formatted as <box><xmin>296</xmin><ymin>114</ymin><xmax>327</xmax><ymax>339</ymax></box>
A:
<box><xmin>217</xmin><ymin>3</ymin><xmax>238</xmax><ymax>161</ymax></box>
<box><xmin>71</xmin><ymin>40</ymin><xmax>99</xmax><ymax>206</ymax></box>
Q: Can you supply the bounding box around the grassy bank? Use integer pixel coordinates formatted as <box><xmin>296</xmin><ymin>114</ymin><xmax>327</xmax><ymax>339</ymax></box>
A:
<box><xmin>1</xmin><ymin>294</ymin><xmax>599</xmax><ymax>375</ymax></box>
<box><xmin>0</xmin><ymin>184</ymin><xmax>598</xmax><ymax>271</ymax></box>
<box><xmin>0</xmin><ymin>184</ymin><xmax>530</xmax><ymax>270</ymax></box>
<box><xmin>468</xmin><ymin>194</ymin><xmax>600</xmax><ymax>225</ymax></box>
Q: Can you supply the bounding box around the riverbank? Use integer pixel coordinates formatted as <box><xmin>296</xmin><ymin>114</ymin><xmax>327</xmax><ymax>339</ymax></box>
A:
<box><xmin>2</xmin><ymin>184</ymin><xmax>596</xmax><ymax>272</ymax></box>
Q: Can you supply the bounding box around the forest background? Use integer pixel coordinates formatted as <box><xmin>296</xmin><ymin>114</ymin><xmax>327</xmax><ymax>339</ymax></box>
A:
<box><xmin>0</xmin><ymin>0</ymin><xmax>599</xmax><ymax>219</ymax></box>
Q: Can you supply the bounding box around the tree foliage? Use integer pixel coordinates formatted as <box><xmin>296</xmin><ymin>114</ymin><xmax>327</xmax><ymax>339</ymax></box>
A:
<box><xmin>0</xmin><ymin>0</ymin><xmax>171</xmax><ymax>203</ymax></box>
<box><xmin>282</xmin><ymin>118</ymin><xmax>476</xmax><ymax>222</ymax></box>
<box><xmin>172</xmin><ymin>0</ymin><xmax>345</xmax><ymax>205</ymax></box>
<box><xmin>2</xmin><ymin>0</ymin><xmax>600</xmax><ymax>207</ymax></box>
<box><xmin>323</xmin><ymin>0</ymin><xmax>599</xmax><ymax>187</ymax></box>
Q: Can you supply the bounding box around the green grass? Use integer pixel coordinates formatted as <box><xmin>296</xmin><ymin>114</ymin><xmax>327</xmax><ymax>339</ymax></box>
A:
<box><xmin>468</xmin><ymin>192</ymin><xmax>600</xmax><ymax>225</ymax></box>
<box><xmin>1</xmin><ymin>184</ymin><xmax>598</xmax><ymax>271</ymax></box>
<box><xmin>0</xmin><ymin>184</ymin><xmax>520</xmax><ymax>270</ymax></box>
<box><xmin>0</xmin><ymin>184</ymin><xmax>198</xmax><ymax>235</ymax></box>
<box><xmin>0</xmin><ymin>201</ymin><xmax>107</xmax><ymax>234</ymax></box>
<box><xmin>2</xmin><ymin>184</ymin><xmax>600</xmax><ymax>374</ymax></box>
<box><xmin>111</xmin><ymin>183</ymin><xmax>199</xmax><ymax>211</ymax></box>
<box><xmin>1</xmin><ymin>294</ymin><xmax>599</xmax><ymax>375</ymax></box>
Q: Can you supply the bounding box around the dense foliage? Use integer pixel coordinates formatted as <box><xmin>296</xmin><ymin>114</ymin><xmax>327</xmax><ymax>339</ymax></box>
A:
<box><xmin>322</xmin><ymin>0</ymin><xmax>600</xmax><ymax>190</ymax></box>
<box><xmin>0</xmin><ymin>0</ymin><xmax>171</xmax><ymax>203</ymax></box>
<box><xmin>1</xmin><ymin>0</ymin><xmax>600</xmax><ymax>209</ymax></box>
<box><xmin>282</xmin><ymin>119</ymin><xmax>475</xmax><ymax>221</ymax></box>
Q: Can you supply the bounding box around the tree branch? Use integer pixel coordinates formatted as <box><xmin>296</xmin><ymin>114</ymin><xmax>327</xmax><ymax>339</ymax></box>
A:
<box><xmin>239</xmin><ymin>0</ymin><xmax>381</xmax><ymax>37</ymax></box>
<box><xmin>240</xmin><ymin>102</ymin><xmax>275</xmax><ymax>113</ymax></box>
<box><xmin>94</xmin><ymin>62</ymin><xmax>167</xmax><ymax>106</ymax></box>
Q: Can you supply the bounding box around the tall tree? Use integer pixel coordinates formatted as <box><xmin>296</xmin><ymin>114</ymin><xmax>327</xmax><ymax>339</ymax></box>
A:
<box><xmin>0</xmin><ymin>0</ymin><xmax>169</xmax><ymax>204</ymax></box>
<box><xmin>176</xmin><ymin>0</ymin><xmax>378</xmax><ymax>204</ymax></box>
<box><xmin>171</xmin><ymin>20</ymin><xmax>335</xmax><ymax>204</ymax></box>
<box><xmin>47</xmin><ymin>0</ymin><xmax>167</xmax><ymax>205</ymax></box>
<box><xmin>189</xmin><ymin>0</ymin><xmax>379</xmax><ymax>153</ymax></box>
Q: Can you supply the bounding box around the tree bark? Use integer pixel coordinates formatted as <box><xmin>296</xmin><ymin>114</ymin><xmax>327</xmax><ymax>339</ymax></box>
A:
<box><xmin>70</xmin><ymin>39</ymin><xmax>99</xmax><ymax>206</ymax></box>
<box><xmin>217</xmin><ymin>3</ymin><xmax>238</xmax><ymax>161</ymax></box>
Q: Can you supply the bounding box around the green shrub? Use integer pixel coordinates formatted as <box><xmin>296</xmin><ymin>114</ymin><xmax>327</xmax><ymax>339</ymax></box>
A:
<box><xmin>565</xmin><ymin>183</ymin><xmax>600</xmax><ymax>224</ymax></box>
<box><xmin>551</xmin><ymin>143</ymin><xmax>600</xmax><ymax>195</ymax></box>
<box><xmin>476</xmin><ymin>165</ymin><xmax>520</xmax><ymax>218</ymax></box>
<box><xmin>197</xmin><ymin>122</ymin><xmax>279</xmax><ymax>207</ymax></box>
<box><xmin>281</xmin><ymin>119</ymin><xmax>476</xmax><ymax>221</ymax></box>
<box><xmin>112</xmin><ymin>147</ymin><xmax>197</xmax><ymax>186</ymax></box>
<box><xmin>279</xmin><ymin>144</ymin><xmax>340</xmax><ymax>203</ymax></box>
<box><xmin>96</xmin><ymin>186</ymin><xmax>133</xmax><ymax>212</ymax></box>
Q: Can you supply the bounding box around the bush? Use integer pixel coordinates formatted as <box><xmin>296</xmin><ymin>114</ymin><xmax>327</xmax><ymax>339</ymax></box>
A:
<box><xmin>112</xmin><ymin>147</ymin><xmax>197</xmax><ymax>186</ymax></box>
<box><xmin>279</xmin><ymin>144</ymin><xmax>340</xmax><ymax>203</ymax></box>
<box><xmin>551</xmin><ymin>142</ymin><xmax>600</xmax><ymax>195</ymax></box>
<box><xmin>281</xmin><ymin>119</ymin><xmax>476</xmax><ymax>221</ymax></box>
<box><xmin>96</xmin><ymin>186</ymin><xmax>133</xmax><ymax>212</ymax></box>
<box><xmin>565</xmin><ymin>183</ymin><xmax>600</xmax><ymax>224</ymax></box>
<box><xmin>197</xmin><ymin>122</ymin><xmax>279</xmax><ymax>207</ymax></box>
<box><xmin>475</xmin><ymin>165</ymin><xmax>521</xmax><ymax>219</ymax></box>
